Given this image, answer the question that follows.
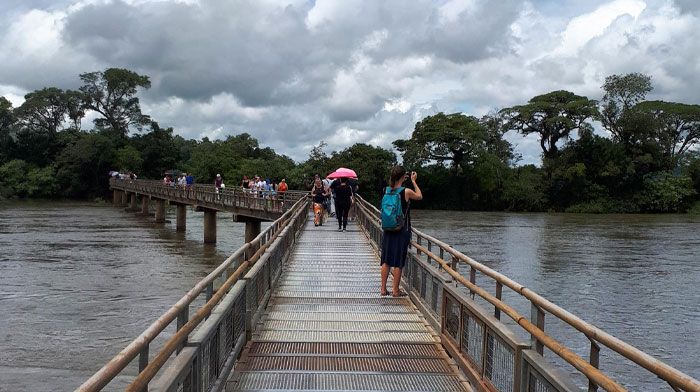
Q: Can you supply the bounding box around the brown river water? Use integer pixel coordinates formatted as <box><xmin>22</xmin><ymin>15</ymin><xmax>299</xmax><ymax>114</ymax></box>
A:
<box><xmin>0</xmin><ymin>202</ymin><xmax>698</xmax><ymax>391</ymax></box>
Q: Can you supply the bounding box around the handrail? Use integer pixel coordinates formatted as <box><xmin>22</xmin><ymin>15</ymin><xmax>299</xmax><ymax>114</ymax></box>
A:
<box><xmin>125</xmin><ymin>196</ymin><xmax>308</xmax><ymax>392</ymax></box>
<box><xmin>76</xmin><ymin>196</ymin><xmax>309</xmax><ymax>391</ymax></box>
<box><xmin>354</xmin><ymin>195</ymin><xmax>700</xmax><ymax>392</ymax></box>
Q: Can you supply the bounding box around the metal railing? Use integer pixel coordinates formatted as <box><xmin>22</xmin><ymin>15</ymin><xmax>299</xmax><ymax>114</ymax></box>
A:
<box><xmin>353</xmin><ymin>195</ymin><xmax>700</xmax><ymax>392</ymax></box>
<box><xmin>110</xmin><ymin>178</ymin><xmax>308</xmax><ymax>216</ymax></box>
<box><xmin>76</xmin><ymin>196</ymin><xmax>309</xmax><ymax>392</ymax></box>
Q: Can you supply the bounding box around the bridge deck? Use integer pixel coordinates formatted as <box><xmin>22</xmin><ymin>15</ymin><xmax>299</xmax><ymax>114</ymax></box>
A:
<box><xmin>225</xmin><ymin>218</ymin><xmax>471</xmax><ymax>391</ymax></box>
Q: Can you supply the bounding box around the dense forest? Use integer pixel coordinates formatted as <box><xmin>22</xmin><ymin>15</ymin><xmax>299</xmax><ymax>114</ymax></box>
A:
<box><xmin>1</xmin><ymin>68</ymin><xmax>699</xmax><ymax>213</ymax></box>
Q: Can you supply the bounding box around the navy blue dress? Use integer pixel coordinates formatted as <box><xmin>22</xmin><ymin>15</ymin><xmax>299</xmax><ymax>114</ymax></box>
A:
<box><xmin>380</xmin><ymin>189</ymin><xmax>411</xmax><ymax>268</ymax></box>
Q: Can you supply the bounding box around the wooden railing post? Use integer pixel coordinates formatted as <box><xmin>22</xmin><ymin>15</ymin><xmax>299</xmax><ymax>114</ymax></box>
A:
<box><xmin>530</xmin><ymin>303</ymin><xmax>545</xmax><ymax>355</ymax></box>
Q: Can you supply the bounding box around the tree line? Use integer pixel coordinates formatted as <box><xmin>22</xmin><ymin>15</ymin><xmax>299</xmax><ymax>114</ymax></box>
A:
<box><xmin>0</xmin><ymin>69</ymin><xmax>699</xmax><ymax>213</ymax></box>
<box><xmin>394</xmin><ymin>73</ymin><xmax>700</xmax><ymax>213</ymax></box>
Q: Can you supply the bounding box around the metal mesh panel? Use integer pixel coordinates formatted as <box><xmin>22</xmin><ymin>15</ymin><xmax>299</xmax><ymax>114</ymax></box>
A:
<box><xmin>526</xmin><ymin>366</ymin><xmax>558</xmax><ymax>392</ymax></box>
<box><xmin>485</xmin><ymin>332</ymin><xmax>515</xmax><ymax>392</ymax></box>
<box><xmin>208</xmin><ymin>330</ymin><xmax>220</xmax><ymax>391</ymax></box>
<box><xmin>461</xmin><ymin>306</ymin><xmax>484</xmax><ymax>373</ymax></box>
<box><xmin>219</xmin><ymin>309</ymin><xmax>233</xmax><ymax>372</ymax></box>
<box><xmin>412</xmin><ymin>259</ymin><xmax>421</xmax><ymax>291</ymax></box>
<box><xmin>181</xmin><ymin>366</ymin><xmax>193</xmax><ymax>392</ymax></box>
<box><xmin>246</xmin><ymin>275</ymin><xmax>258</xmax><ymax>312</ymax></box>
<box><xmin>420</xmin><ymin>268</ymin><xmax>428</xmax><ymax>298</ymax></box>
<box><xmin>262</xmin><ymin>261</ymin><xmax>270</xmax><ymax>294</ymax></box>
<box><xmin>444</xmin><ymin>294</ymin><xmax>460</xmax><ymax>340</ymax></box>
<box><xmin>233</xmin><ymin>294</ymin><xmax>246</xmax><ymax>343</ymax></box>
<box><xmin>200</xmin><ymin>338</ymin><xmax>211</xmax><ymax>392</ymax></box>
<box><xmin>424</xmin><ymin>272</ymin><xmax>433</xmax><ymax>308</ymax></box>
<box><xmin>431</xmin><ymin>276</ymin><xmax>440</xmax><ymax>313</ymax></box>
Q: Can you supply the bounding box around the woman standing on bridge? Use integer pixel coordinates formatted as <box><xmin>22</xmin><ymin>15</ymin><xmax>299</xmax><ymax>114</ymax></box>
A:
<box><xmin>311</xmin><ymin>178</ymin><xmax>329</xmax><ymax>226</ymax></box>
<box><xmin>380</xmin><ymin>166</ymin><xmax>422</xmax><ymax>297</ymax></box>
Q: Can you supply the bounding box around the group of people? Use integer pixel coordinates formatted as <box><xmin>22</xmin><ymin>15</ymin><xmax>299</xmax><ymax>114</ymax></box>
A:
<box><xmin>310</xmin><ymin>166</ymin><xmax>423</xmax><ymax>298</ymax></box>
<box><xmin>163</xmin><ymin>173</ymin><xmax>194</xmax><ymax>190</ymax></box>
<box><xmin>310</xmin><ymin>174</ymin><xmax>357</xmax><ymax>231</ymax></box>
<box><xmin>110</xmin><ymin>171</ymin><xmax>137</xmax><ymax>181</ymax></box>
<box><xmin>240</xmin><ymin>175</ymin><xmax>288</xmax><ymax>198</ymax></box>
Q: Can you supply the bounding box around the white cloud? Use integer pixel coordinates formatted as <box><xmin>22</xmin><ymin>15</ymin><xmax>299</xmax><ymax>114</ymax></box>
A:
<box><xmin>0</xmin><ymin>85</ymin><xmax>28</xmax><ymax>106</ymax></box>
<box><xmin>556</xmin><ymin>0</ymin><xmax>647</xmax><ymax>56</ymax></box>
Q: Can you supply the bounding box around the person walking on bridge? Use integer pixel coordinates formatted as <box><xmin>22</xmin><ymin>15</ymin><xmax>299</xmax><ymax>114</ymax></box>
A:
<box><xmin>310</xmin><ymin>178</ymin><xmax>328</xmax><ymax>226</ymax></box>
<box><xmin>380</xmin><ymin>166</ymin><xmax>422</xmax><ymax>297</ymax></box>
<box><xmin>333</xmin><ymin>177</ymin><xmax>354</xmax><ymax>232</ymax></box>
<box><xmin>215</xmin><ymin>174</ymin><xmax>223</xmax><ymax>200</ymax></box>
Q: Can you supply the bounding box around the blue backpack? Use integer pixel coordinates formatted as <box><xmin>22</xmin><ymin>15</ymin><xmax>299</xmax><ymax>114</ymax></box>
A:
<box><xmin>381</xmin><ymin>187</ymin><xmax>405</xmax><ymax>231</ymax></box>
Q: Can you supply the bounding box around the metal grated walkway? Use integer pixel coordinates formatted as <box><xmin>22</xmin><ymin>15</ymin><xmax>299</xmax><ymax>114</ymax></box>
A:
<box><xmin>226</xmin><ymin>217</ymin><xmax>472</xmax><ymax>392</ymax></box>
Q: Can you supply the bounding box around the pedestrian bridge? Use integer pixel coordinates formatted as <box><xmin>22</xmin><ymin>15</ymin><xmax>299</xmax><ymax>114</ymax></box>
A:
<box><xmin>109</xmin><ymin>178</ymin><xmax>308</xmax><ymax>243</ymax></box>
<box><xmin>78</xmin><ymin>186</ymin><xmax>700</xmax><ymax>392</ymax></box>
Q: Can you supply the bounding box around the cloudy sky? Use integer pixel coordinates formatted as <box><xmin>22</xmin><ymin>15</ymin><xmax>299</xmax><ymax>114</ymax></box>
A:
<box><xmin>1</xmin><ymin>0</ymin><xmax>699</xmax><ymax>164</ymax></box>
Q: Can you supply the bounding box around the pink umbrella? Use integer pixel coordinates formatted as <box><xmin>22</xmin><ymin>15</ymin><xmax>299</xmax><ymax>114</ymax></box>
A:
<box><xmin>327</xmin><ymin>167</ymin><xmax>358</xmax><ymax>179</ymax></box>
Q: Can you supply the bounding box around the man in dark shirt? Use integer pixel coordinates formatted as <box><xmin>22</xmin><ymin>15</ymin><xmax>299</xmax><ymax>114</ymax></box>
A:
<box><xmin>333</xmin><ymin>177</ymin><xmax>354</xmax><ymax>232</ymax></box>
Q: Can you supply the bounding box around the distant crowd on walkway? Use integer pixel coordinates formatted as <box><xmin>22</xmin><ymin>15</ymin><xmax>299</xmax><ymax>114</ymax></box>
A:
<box><xmin>110</xmin><ymin>171</ymin><xmax>137</xmax><ymax>181</ymax></box>
<box><xmin>162</xmin><ymin>173</ymin><xmax>195</xmax><ymax>190</ymax></box>
<box><xmin>309</xmin><ymin>174</ymin><xmax>359</xmax><ymax>231</ymax></box>
<box><xmin>240</xmin><ymin>175</ymin><xmax>289</xmax><ymax>198</ymax></box>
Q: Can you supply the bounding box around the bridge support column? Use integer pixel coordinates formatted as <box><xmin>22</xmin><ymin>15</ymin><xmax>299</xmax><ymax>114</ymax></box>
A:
<box><xmin>141</xmin><ymin>196</ymin><xmax>150</xmax><ymax>215</ymax></box>
<box><xmin>176</xmin><ymin>204</ymin><xmax>187</xmax><ymax>232</ymax></box>
<box><xmin>129</xmin><ymin>193</ymin><xmax>138</xmax><ymax>211</ymax></box>
<box><xmin>121</xmin><ymin>191</ymin><xmax>128</xmax><ymax>206</ymax></box>
<box><xmin>154</xmin><ymin>199</ymin><xmax>166</xmax><ymax>223</ymax></box>
<box><xmin>112</xmin><ymin>190</ymin><xmax>122</xmax><ymax>205</ymax></box>
<box><xmin>203</xmin><ymin>209</ymin><xmax>217</xmax><ymax>243</ymax></box>
<box><xmin>245</xmin><ymin>221</ymin><xmax>261</xmax><ymax>244</ymax></box>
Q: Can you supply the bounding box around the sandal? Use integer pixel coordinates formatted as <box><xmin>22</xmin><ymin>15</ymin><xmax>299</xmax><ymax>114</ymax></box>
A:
<box><xmin>392</xmin><ymin>290</ymin><xmax>408</xmax><ymax>297</ymax></box>
<box><xmin>380</xmin><ymin>291</ymin><xmax>389</xmax><ymax>296</ymax></box>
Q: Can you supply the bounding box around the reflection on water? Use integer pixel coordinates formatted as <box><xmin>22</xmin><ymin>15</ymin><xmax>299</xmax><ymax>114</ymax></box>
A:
<box><xmin>412</xmin><ymin>210</ymin><xmax>700</xmax><ymax>390</ymax></box>
<box><xmin>0</xmin><ymin>201</ymin><xmax>264</xmax><ymax>391</ymax></box>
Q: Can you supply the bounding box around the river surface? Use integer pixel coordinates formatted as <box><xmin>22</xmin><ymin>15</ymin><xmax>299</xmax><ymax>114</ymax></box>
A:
<box><xmin>0</xmin><ymin>203</ymin><xmax>698</xmax><ymax>391</ymax></box>
<box><xmin>0</xmin><ymin>201</ymin><xmax>261</xmax><ymax>391</ymax></box>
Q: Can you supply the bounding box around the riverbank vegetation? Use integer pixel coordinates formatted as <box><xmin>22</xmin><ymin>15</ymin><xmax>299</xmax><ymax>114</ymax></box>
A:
<box><xmin>1</xmin><ymin>69</ymin><xmax>699</xmax><ymax>212</ymax></box>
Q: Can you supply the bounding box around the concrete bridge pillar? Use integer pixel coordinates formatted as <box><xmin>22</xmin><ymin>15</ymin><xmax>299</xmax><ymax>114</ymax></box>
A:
<box><xmin>141</xmin><ymin>196</ymin><xmax>150</xmax><ymax>215</ymax></box>
<box><xmin>112</xmin><ymin>190</ymin><xmax>122</xmax><ymax>205</ymax></box>
<box><xmin>154</xmin><ymin>199</ymin><xmax>166</xmax><ymax>223</ymax></box>
<box><xmin>129</xmin><ymin>193</ymin><xmax>138</xmax><ymax>211</ymax></box>
<box><xmin>245</xmin><ymin>221</ymin><xmax>261</xmax><ymax>244</ymax></box>
<box><xmin>203</xmin><ymin>209</ymin><xmax>217</xmax><ymax>243</ymax></box>
<box><xmin>176</xmin><ymin>204</ymin><xmax>187</xmax><ymax>232</ymax></box>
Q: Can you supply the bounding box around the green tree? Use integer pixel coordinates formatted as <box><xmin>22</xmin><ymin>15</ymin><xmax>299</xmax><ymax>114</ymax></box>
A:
<box><xmin>130</xmin><ymin>122</ymin><xmax>181</xmax><ymax>178</ymax></box>
<box><xmin>0</xmin><ymin>97</ymin><xmax>16</xmax><ymax>164</ymax></box>
<box><xmin>600</xmin><ymin>73</ymin><xmax>653</xmax><ymax>145</ymax></box>
<box><xmin>79</xmin><ymin>68</ymin><xmax>151</xmax><ymax>136</ymax></box>
<box><xmin>114</xmin><ymin>145</ymin><xmax>144</xmax><ymax>173</ymax></box>
<box><xmin>15</xmin><ymin>88</ymin><xmax>78</xmax><ymax>134</ymax></box>
<box><xmin>633</xmin><ymin>100</ymin><xmax>700</xmax><ymax>169</ymax></box>
<box><xmin>634</xmin><ymin>172</ymin><xmax>696</xmax><ymax>212</ymax></box>
<box><xmin>501</xmin><ymin>90</ymin><xmax>598</xmax><ymax>158</ymax></box>
<box><xmin>501</xmin><ymin>165</ymin><xmax>546</xmax><ymax>211</ymax></box>
<box><xmin>394</xmin><ymin>112</ymin><xmax>496</xmax><ymax>170</ymax></box>
<box><xmin>56</xmin><ymin>132</ymin><xmax>116</xmax><ymax>197</ymax></box>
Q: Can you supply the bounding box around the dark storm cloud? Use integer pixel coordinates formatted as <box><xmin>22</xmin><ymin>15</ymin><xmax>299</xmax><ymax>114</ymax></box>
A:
<box><xmin>61</xmin><ymin>0</ymin><xmax>524</xmax><ymax>111</ymax></box>
<box><xmin>62</xmin><ymin>0</ymin><xmax>336</xmax><ymax>106</ymax></box>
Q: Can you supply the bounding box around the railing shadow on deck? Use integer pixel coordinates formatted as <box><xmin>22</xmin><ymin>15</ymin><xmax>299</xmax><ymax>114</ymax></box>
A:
<box><xmin>76</xmin><ymin>197</ymin><xmax>310</xmax><ymax>392</ymax></box>
<box><xmin>353</xmin><ymin>196</ymin><xmax>700</xmax><ymax>392</ymax></box>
